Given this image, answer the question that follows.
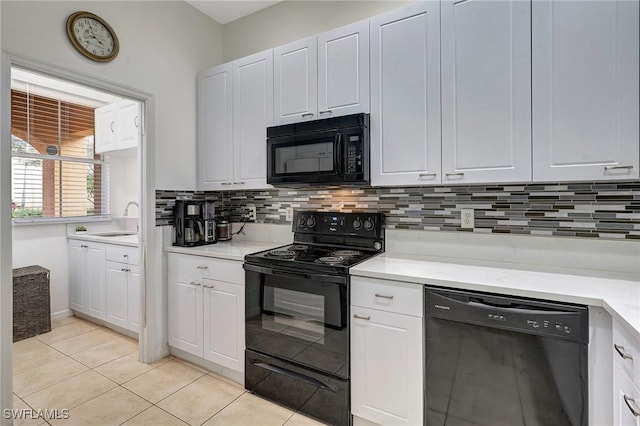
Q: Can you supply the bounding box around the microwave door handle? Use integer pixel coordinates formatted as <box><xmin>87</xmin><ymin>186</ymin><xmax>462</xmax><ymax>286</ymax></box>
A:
<box><xmin>334</xmin><ymin>133</ymin><xmax>342</xmax><ymax>173</ymax></box>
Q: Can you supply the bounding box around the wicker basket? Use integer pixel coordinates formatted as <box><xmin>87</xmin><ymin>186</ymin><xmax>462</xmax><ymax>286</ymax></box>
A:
<box><xmin>13</xmin><ymin>265</ymin><xmax>51</xmax><ymax>342</ymax></box>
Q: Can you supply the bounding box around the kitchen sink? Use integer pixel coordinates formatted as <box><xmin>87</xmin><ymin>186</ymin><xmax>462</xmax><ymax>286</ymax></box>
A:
<box><xmin>91</xmin><ymin>231</ymin><xmax>137</xmax><ymax>237</ymax></box>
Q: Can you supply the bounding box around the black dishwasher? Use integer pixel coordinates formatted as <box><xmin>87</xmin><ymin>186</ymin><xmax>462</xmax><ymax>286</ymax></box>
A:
<box><xmin>425</xmin><ymin>287</ymin><xmax>588</xmax><ymax>426</ymax></box>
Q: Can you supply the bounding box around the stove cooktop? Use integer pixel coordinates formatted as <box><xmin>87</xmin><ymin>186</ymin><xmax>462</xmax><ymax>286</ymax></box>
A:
<box><xmin>250</xmin><ymin>243</ymin><xmax>379</xmax><ymax>268</ymax></box>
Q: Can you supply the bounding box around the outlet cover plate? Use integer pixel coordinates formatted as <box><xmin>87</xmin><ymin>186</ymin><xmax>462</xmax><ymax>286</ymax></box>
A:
<box><xmin>460</xmin><ymin>208</ymin><xmax>474</xmax><ymax>229</ymax></box>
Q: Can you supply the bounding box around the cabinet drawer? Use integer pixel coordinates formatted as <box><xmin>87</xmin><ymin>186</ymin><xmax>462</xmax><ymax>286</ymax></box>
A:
<box><xmin>613</xmin><ymin>362</ymin><xmax>640</xmax><ymax>426</ymax></box>
<box><xmin>168</xmin><ymin>253</ymin><xmax>243</xmax><ymax>284</ymax></box>
<box><xmin>613</xmin><ymin>319</ymin><xmax>640</xmax><ymax>388</ymax></box>
<box><xmin>106</xmin><ymin>244</ymin><xmax>139</xmax><ymax>265</ymax></box>
<box><xmin>351</xmin><ymin>277</ymin><xmax>423</xmax><ymax>317</ymax></box>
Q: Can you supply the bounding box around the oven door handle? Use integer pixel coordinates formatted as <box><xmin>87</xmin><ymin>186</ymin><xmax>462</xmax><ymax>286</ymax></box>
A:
<box><xmin>252</xmin><ymin>361</ymin><xmax>335</xmax><ymax>393</ymax></box>
<box><xmin>243</xmin><ymin>263</ymin><xmax>347</xmax><ymax>284</ymax></box>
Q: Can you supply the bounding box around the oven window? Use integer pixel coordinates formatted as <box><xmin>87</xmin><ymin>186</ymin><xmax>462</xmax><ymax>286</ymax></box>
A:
<box><xmin>264</xmin><ymin>287</ymin><xmax>325</xmax><ymax>343</ymax></box>
<box><xmin>274</xmin><ymin>141</ymin><xmax>334</xmax><ymax>174</ymax></box>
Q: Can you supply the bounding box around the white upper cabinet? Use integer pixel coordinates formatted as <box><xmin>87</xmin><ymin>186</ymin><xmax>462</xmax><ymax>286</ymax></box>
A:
<box><xmin>95</xmin><ymin>100</ymin><xmax>140</xmax><ymax>154</ymax></box>
<box><xmin>232</xmin><ymin>50</ymin><xmax>274</xmax><ymax>190</ymax></box>
<box><xmin>441</xmin><ymin>0</ymin><xmax>531</xmax><ymax>184</ymax></box>
<box><xmin>370</xmin><ymin>2</ymin><xmax>442</xmax><ymax>186</ymax></box>
<box><xmin>274</xmin><ymin>36</ymin><xmax>318</xmax><ymax>124</ymax></box>
<box><xmin>317</xmin><ymin>20</ymin><xmax>370</xmax><ymax>119</ymax></box>
<box><xmin>198</xmin><ymin>63</ymin><xmax>234</xmax><ymax>190</ymax></box>
<box><xmin>532</xmin><ymin>0</ymin><xmax>639</xmax><ymax>182</ymax></box>
<box><xmin>274</xmin><ymin>21</ymin><xmax>369</xmax><ymax>125</ymax></box>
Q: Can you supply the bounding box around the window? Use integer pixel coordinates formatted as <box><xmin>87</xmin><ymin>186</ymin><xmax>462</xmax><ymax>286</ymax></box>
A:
<box><xmin>10</xmin><ymin>88</ymin><xmax>108</xmax><ymax>220</ymax></box>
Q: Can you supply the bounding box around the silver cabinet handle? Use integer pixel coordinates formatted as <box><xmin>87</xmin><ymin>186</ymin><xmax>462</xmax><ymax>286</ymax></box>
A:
<box><xmin>221</xmin><ymin>182</ymin><xmax>232</xmax><ymax>186</ymax></box>
<box><xmin>190</xmin><ymin>281</ymin><xmax>201</xmax><ymax>287</ymax></box>
<box><xmin>134</xmin><ymin>116</ymin><xmax>140</xmax><ymax>128</ymax></box>
<box><xmin>110</xmin><ymin>121</ymin><xmax>115</xmax><ymax>133</ymax></box>
<box><xmin>445</xmin><ymin>172</ymin><xmax>465</xmax><ymax>177</ymax></box>
<box><xmin>123</xmin><ymin>254</ymin><xmax>128</xmax><ymax>258</ymax></box>
<box><xmin>196</xmin><ymin>265</ymin><xmax>208</xmax><ymax>270</ymax></box>
<box><xmin>353</xmin><ymin>314</ymin><xmax>371</xmax><ymax>321</ymax></box>
<box><xmin>80</xmin><ymin>244</ymin><xmax>88</xmax><ymax>248</ymax></box>
<box><xmin>203</xmin><ymin>283</ymin><xmax>215</xmax><ymax>289</ymax></box>
<box><xmin>319</xmin><ymin>110</ymin><xmax>332</xmax><ymax>115</ymax></box>
<box><xmin>121</xmin><ymin>268</ymin><xmax>130</xmax><ymax>272</ymax></box>
<box><xmin>624</xmin><ymin>395</ymin><xmax>640</xmax><ymax>417</ymax></box>
<box><xmin>233</xmin><ymin>181</ymin><xmax>245</xmax><ymax>185</ymax></box>
<box><xmin>419</xmin><ymin>172</ymin><xmax>436</xmax><ymax>177</ymax></box>
<box><xmin>614</xmin><ymin>344</ymin><xmax>634</xmax><ymax>360</ymax></box>
<box><xmin>375</xmin><ymin>293</ymin><xmax>394</xmax><ymax>300</ymax></box>
<box><xmin>604</xmin><ymin>165</ymin><xmax>634</xmax><ymax>170</ymax></box>
<box><xmin>301</xmin><ymin>113</ymin><xmax>314</xmax><ymax>118</ymax></box>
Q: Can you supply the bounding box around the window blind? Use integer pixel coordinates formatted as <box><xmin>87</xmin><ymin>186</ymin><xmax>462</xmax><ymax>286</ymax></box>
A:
<box><xmin>11</xmin><ymin>88</ymin><xmax>109</xmax><ymax>219</ymax></box>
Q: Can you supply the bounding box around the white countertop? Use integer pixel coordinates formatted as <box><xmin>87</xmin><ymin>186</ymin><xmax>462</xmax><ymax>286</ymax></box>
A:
<box><xmin>165</xmin><ymin>240</ymin><xmax>275</xmax><ymax>261</ymax></box>
<box><xmin>68</xmin><ymin>233</ymin><xmax>138</xmax><ymax>247</ymax></box>
<box><xmin>351</xmin><ymin>253</ymin><xmax>640</xmax><ymax>340</ymax></box>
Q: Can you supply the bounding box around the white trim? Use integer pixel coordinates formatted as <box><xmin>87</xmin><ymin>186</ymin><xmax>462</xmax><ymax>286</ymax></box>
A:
<box><xmin>51</xmin><ymin>309</ymin><xmax>72</xmax><ymax>321</ymax></box>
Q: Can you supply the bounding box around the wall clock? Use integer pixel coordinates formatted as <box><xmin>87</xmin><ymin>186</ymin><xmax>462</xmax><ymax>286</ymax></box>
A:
<box><xmin>66</xmin><ymin>11</ymin><xmax>119</xmax><ymax>62</ymax></box>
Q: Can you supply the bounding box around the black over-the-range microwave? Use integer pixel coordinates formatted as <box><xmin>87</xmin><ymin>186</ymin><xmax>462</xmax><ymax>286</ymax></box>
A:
<box><xmin>266</xmin><ymin>113</ymin><xmax>370</xmax><ymax>186</ymax></box>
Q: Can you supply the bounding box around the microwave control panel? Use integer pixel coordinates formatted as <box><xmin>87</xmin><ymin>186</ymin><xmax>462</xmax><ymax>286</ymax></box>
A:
<box><xmin>345</xmin><ymin>133</ymin><xmax>363</xmax><ymax>174</ymax></box>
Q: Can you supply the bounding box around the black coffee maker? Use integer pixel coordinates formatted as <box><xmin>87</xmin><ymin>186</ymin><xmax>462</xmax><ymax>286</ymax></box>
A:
<box><xmin>174</xmin><ymin>200</ymin><xmax>206</xmax><ymax>247</ymax></box>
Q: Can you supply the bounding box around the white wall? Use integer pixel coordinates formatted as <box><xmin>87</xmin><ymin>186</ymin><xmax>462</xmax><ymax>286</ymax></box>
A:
<box><xmin>222</xmin><ymin>0</ymin><xmax>414</xmax><ymax>62</ymax></box>
<box><xmin>2</xmin><ymin>0</ymin><xmax>222</xmax><ymax>190</ymax></box>
<box><xmin>12</xmin><ymin>225</ymin><xmax>70</xmax><ymax>317</ymax></box>
<box><xmin>109</xmin><ymin>150</ymin><xmax>140</xmax><ymax>219</ymax></box>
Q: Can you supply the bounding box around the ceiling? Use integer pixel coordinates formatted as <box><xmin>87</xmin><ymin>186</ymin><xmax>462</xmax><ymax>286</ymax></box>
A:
<box><xmin>185</xmin><ymin>1</ymin><xmax>282</xmax><ymax>24</ymax></box>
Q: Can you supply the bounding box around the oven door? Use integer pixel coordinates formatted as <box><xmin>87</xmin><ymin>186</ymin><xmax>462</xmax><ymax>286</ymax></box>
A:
<box><xmin>267</xmin><ymin>131</ymin><xmax>344</xmax><ymax>185</ymax></box>
<box><xmin>244</xmin><ymin>263</ymin><xmax>349</xmax><ymax>379</ymax></box>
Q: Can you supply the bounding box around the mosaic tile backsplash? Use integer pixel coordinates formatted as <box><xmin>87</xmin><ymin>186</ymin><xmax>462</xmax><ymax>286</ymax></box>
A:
<box><xmin>156</xmin><ymin>181</ymin><xmax>640</xmax><ymax>240</ymax></box>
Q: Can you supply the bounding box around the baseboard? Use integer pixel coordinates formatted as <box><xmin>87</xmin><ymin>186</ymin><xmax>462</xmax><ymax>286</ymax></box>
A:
<box><xmin>51</xmin><ymin>309</ymin><xmax>72</xmax><ymax>320</ymax></box>
<box><xmin>71</xmin><ymin>311</ymin><xmax>139</xmax><ymax>340</ymax></box>
<box><xmin>169</xmin><ymin>346</ymin><xmax>244</xmax><ymax>385</ymax></box>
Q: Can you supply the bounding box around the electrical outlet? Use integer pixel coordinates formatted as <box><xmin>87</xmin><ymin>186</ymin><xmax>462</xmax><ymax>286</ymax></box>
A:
<box><xmin>246</xmin><ymin>206</ymin><xmax>256</xmax><ymax>221</ymax></box>
<box><xmin>285</xmin><ymin>207</ymin><xmax>294</xmax><ymax>222</ymax></box>
<box><xmin>460</xmin><ymin>208</ymin><xmax>474</xmax><ymax>229</ymax></box>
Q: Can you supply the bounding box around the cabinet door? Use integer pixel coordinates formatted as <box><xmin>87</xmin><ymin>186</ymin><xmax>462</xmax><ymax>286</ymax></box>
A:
<box><xmin>94</xmin><ymin>104</ymin><xmax>116</xmax><ymax>154</ymax></box>
<box><xmin>105</xmin><ymin>260</ymin><xmax>127</xmax><ymax>329</ymax></box>
<box><xmin>232</xmin><ymin>49</ymin><xmax>274</xmax><ymax>190</ymax></box>
<box><xmin>351</xmin><ymin>307</ymin><xmax>423</xmax><ymax>426</ymax></box>
<box><xmin>116</xmin><ymin>100</ymin><xmax>140</xmax><ymax>150</ymax></box>
<box><xmin>203</xmin><ymin>279</ymin><xmax>245</xmax><ymax>373</ymax></box>
<box><xmin>532</xmin><ymin>0</ymin><xmax>639</xmax><ymax>181</ymax></box>
<box><xmin>198</xmin><ymin>64</ymin><xmax>234</xmax><ymax>189</ymax></box>
<box><xmin>370</xmin><ymin>2</ymin><xmax>442</xmax><ymax>186</ymax></box>
<box><xmin>318</xmin><ymin>20</ymin><xmax>369</xmax><ymax>118</ymax></box>
<box><xmin>168</xmin><ymin>272</ymin><xmax>203</xmax><ymax>356</ymax></box>
<box><xmin>274</xmin><ymin>36</ymin><xmax>317</xmax><ymax>124</ymax></box>
<box><xmin>68</xmin><ymin>240</ymin><xmax>86</xmax><ymax>313</ymax></box>
<box><xmin>613</xmin><ymin>363</ymin><xmax>640</xmax><ymax>426</ymax></box>
<box><xmin>441</xmin><ymin>0</ymin><xmax>531</xmax><ymax>184</ymax></box>
<box><xmin>86</xmin><ymin>244</ymin><xmax>106</xmax><ymax>320</ymax></box>
<box><xmin>127</xmin><ymin>265</ymin><xmax>140</xmax><ymax>333</ymax></box>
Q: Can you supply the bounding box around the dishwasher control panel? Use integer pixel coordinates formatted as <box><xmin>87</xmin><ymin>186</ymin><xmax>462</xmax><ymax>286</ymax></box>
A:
<box><xmin>427</xmin><ymin>287</ymin><xmax>589</xmax><ymax>343</ymax></box>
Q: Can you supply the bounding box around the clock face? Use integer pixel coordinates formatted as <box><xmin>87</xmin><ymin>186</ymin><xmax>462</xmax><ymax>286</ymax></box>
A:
<box><xmin>67</xmin><ymin>12</ymin><xmax>119</xmax><ymax>62</ymax></box>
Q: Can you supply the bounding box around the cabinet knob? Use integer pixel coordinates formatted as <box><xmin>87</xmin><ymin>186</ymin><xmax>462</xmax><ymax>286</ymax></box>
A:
<box><xmin>301</xmin><ymin>112</ymin><xmax>314</xmax><ymax>118</ymax></box>
<box><xmin>614</xmin><ymin>343</ymin><xmax>634</xmax><ymax>360</ymax></box>
<box><xmin>353</xmin><ymin>314</ymin><xmax>371</xmax><ymax>321</ymax></box>
<box><xmin>123</xmin><ymin>254</ymin><xmax>128</xmax><ymax>258</ymax></box>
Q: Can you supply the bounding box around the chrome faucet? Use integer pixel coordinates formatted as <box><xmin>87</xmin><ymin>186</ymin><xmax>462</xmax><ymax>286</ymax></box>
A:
<box><xmin>123</xmin><ymin>201</ymin><xmax>139</xmax><ymax>216</ymax></box>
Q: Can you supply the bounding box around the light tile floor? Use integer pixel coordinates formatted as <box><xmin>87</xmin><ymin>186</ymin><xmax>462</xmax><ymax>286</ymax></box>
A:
<box><xmin>12</xmin><ymin>316</ymin><xmax>326</xmax><ymax>426</ymax></box>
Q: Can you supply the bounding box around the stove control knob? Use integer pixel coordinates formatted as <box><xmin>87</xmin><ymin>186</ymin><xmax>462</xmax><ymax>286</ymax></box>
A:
<box><xmin>298</xmin><ymin>216</ymin><xmax>306</xmax><ymax>227</ymax></box>
<box><xmin>306</xmin><ymin>217</ymin><xmax>316</xmax><ymax>228</ymax></box>
<box><xmin>352</xmin><ymin>219</ymin><xmax>362</xmax><ymax>230</ymax></box>
<box><xmin>364</xmin><ymin>218</ymin><xmax>374</xmax><ymax>231</ymax></box>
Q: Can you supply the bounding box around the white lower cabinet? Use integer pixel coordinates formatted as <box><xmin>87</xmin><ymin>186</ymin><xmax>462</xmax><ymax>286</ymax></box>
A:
<box><xmin>351</xmin><ymin>277</ymin><xmax>423</xmax><ymax>426</ymax></box>
<box><xmin>613</xmin><ymin>319</ymin><xmax>640</xmax><ymax>426</ymax></box>
<box><xmin>167</xmin><ymin>253</ymin><xmax>245</xmax><ymax>374</ymax></box>
<box><xmin>68</xmin><ymin>240</ymin><xmax>106</xmax><ymax>320</ymax></box>
<box><xmin>69</xmin><ymin>239</ymin><xmax>139</xmax><ymax>333</ymax></box>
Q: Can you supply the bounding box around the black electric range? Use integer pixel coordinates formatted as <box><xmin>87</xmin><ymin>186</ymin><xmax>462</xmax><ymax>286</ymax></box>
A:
<box><xmin>244</xmin><ymin>210</ymin><xmax>384</xmax><ymax>426</ymax></box>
